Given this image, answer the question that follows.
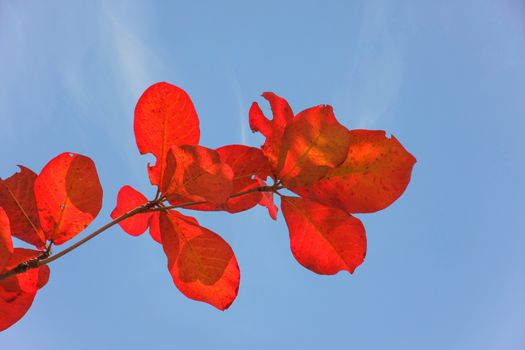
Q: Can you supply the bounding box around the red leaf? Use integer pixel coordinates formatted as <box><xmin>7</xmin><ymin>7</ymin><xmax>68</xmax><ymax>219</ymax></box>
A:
<box><xmin>249</xmin><ymin>92</ymin><xmax>293</xmax><ymax>173</ymax></box>
<box><xmin>188</xmin><ymin>145</ymin><xmax>272</xmax><ymax>213</ymax></box>
<box><xmin>148</xmin><ymin>212</ymin><xmax>162</xmax><ymax>244</ymax></box>
<box><xmin>0</xmin><ymin>209</ymin><xmax>14</xmax><ymax>274</ymax></box>
<box><xmin>276</xmin><ymin>105</ymin><xmax>350</xmax><ymax>188</ymax></box>
<box><xmin>159</xmin><ymin>210</ymin><xmax>240</xmax><ymax>310</ymax></box>
<box><xmin>134</xmin><ymin>82</ymin><xmax>200</xmax><ymax>187</ymax></box>
<box><xmin>292</xmin><ymin>130</ymin><xmax>416</xmax><ymax>213</ymax></box>
<box><xmin>255</xmin><ymin>176</ymin><xmax>278</xmax><ymax>220</ymax></box>
<box><xmin>34</xmin><ymin>153</ymin><xmax>103</xmax><ymax>245</ymax></box>
<box><xmin>161</xmin><ymin>145</ymin><xmax>234</xmax><ymax>205</ymax></box>
<box><xmin>0</xmin><ymin>248</ymin><xmax>50</xmax><ymax>332</ymax></box>
<box><xmin>111</xmin><ymin>185</ymin><xmax>152</xmax><ymax>236</ymax></box>
<box><xmin>281</xmin><ymin>196</ymin><xmax>366</xmax><ymax>275</ymax></box>
<box><xmin>0</xmin><ymin>166</ymin><xmax>45</xmax><ymax>248</ymax></box>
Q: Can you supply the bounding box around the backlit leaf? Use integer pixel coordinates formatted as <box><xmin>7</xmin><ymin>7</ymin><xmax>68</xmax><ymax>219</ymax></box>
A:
<box><xmin>134</xmin><ymin>82</ymin><xmax>200</xmax><ymax>187</ymax></box>
<box><xmin>34</xmin><ymin>153</ymin><xmax>103</xmax><ymax>245</ymax></box>
<box><xmin>292</xmin><ymin>130</ymin><xmax>416</xmax><ymax>213</ymax></box>
<box><xmin>249</xmin><ymin>92</ymin><xmax>293</xmax><ymax>173</ymax></box>
<box><xmin>0</xmin><ymin>166</ymin><xmax>45</xmax><ymax>248</ymax></box>
<box><xmin>159</xmin><ymin>210</ymin><xmax>239</xmax><ymax>310</ymax></box>
<box><xmin>188</xmin><ymin>145</ymin><xmax>272</xmax><ymax>213</ymax></box>
<box><xmin>161</xmin><ymin>145</ymin><xmax>234</xmax><ymax>205</ymax></box>
<box><xmin>0</xmin><ymin>248</ymin><xmax>50</xmax><ymax>332</ymax></box>
<box><xmin>0</xmin><ymin>209</ymin><xmax>13</xmax><ymax>275</ymax></box>
<box><xmin>111</xmin><ymin>185</ymin><xmax>152</xmax><ymax>236</ymax></box>
<box><xmin>281</xmin><ymin>196</ymin><xmax>366</xmax><ymax>275</ymax></box>
<box><xmin>277</xmin><ymin>105</ymin><xmax>350</xmax><ymax>188</ymax></box>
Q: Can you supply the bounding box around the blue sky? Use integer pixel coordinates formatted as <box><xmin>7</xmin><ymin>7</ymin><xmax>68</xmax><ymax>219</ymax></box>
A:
<box><xmin>1</xmin><ymin>1</ymin><xmax>524</xmax><ymax>349</ymax></box>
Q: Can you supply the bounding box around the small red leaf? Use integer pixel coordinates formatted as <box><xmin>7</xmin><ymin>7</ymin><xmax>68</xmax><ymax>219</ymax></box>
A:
<box><xmin>161</xmin><ymin>145</ymin><xmax>234</xmax><ymax>205</ymax></box>
<box><xmin>255</xmin><ymin>176</ymin><xmax>278</xmax><ymax>220</ymax></box>
<box><xmin>292</xmin><ymin>130</ymin><xmax>416</xmax><ymax>213</ymax></box>
<box><xmin>277</xmin><ymin>105</ymin><xmax>350</xmax><ymax>188</ymax></box>
<box><xmin>281</xmin><ymin>196</ymin><xmax>366</xmax><ymax>275</ymax></box>
<box><xmin>111</xmin><ymin>185</ymin><xmax>152</xmax><ymax>236</ymax></box>
<box><xmin>159</xmin><ymin>210</ymin><xmax>240</xmax><ymax>310</ymax></box>
<box><xmin>249</xmin><ymin>92</ymin><xmax>293</xmax><ymax>172</ymax></box>
<box><xmin>0</xmin><ymin>166</ymin><xmax>45</xmax><ymax>248</ymax></box>
<box><xmin>34</xmin><ymin>153</ymin><xmax>103</xmax><ymax>245</ymax></box>
<box><xmin>134</xmin><ymin>82</ymin><xmax>200</xmax><ymax>187</ymax></box>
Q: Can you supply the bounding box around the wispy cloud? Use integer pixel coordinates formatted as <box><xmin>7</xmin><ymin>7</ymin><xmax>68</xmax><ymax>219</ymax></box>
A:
<box><xmin>344</xmin><ymin>0</ymin><xmax>405</xmax><ymax>128</ymax></box>
<box><xmin>229</xmin><ymin>73</ymin><xmax>248</xmax><ymax>145</ymax></box>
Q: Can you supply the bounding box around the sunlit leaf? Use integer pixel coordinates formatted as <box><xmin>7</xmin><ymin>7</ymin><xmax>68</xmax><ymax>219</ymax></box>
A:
<box><xmin>161</xmin><ymin>145</ymin><xmax>234</xmax><ymax>205</ymax></box>
<box><xmin>111</xmin><ymin>185</ymin><xmax>152</xmax><ymax>236</ymax></box>
<box><xmin>281</xmin><ymin>196</ymin><xmax>366</xmax><ymax>275</ymax></box>
<box><xmin>159</xmin><ymin>210</ymin><xmax>239</xmax><ymax>310</ymax></box>
<box><xmin>277</xmin><ymin>105</ymin><xmax>350</xmax><ymax>187</ymax></box>
<box><xmin>249</xmin><ymin>92</ymin><xmax>293</xmax><ymax>173</ymax></box>
<box><xmin>0</xmin><ymin>166</ymin><xmax>45</xmax><ymax>248</ymax></box>
<box><xmin>34</xmin><ymin>153</ymin><xmax>103</xmax><ymax>245</ymax></box>
<box><xmin>292</xmin><ymin>130</ymin><xmax>416</xmax><ymax>213</ymax></box>
<box><xmin>134</xmin><ymin>82</ymin><xmax>200</xmax><ymax>187</ymax></box>
<box><xmin>0</xmin><ymin>249</ymin><xmax>50</xmax><ymax>332</ymax></box>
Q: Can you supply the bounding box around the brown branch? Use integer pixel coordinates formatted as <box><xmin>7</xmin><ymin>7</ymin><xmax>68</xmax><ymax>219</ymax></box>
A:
<box><xmin>0</xmin><ymin>184</ymin><xmax>281</xmax><ymax>282</ymax></box>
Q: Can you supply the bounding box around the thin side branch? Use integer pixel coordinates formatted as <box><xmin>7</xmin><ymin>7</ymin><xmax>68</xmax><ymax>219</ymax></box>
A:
<box><xmin>0</xmin><ymin>184</ymin><xmax>281</xmax><ymax>282</ymax></box>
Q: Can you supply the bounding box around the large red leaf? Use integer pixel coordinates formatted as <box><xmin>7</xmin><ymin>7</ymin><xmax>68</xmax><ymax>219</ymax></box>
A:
<box><xmin>276</xmin><ymin>105</ymin><xmax>351</xmax><ymax>188</ymax></box>
<box><xmin>188</xmin><ymin>145</ymin><xmax>272</xmax><ymax>213</ymax></box>
<box><xmin>281</xmin><ymin>196</ymin><xmax>366</xmax><ymax>275</ymax></box>
<box><xmin>34</xmin><ymin>153</ymin><xmax>103</xmax><ymax>245</ymax></box>
<box><xmin>134</xmin><ymin>82</ymin><xmax>200</xmax><ymax>187</ymax></box>
<box><xmin>0</xmin><ymin>248</ymin><xmax>50</xmax><ymax>332</ymax></box>
<box><xmin>292</xmin><ymin>130</ymin><xmax>416</xmax><ymax>213</ymax></box>
<box><xmin>0</xmin><ymin>166</ymin><xmax>45</xmax><ymax>248</ymax></box>
<box><xmin>249</xmin><ymin>92</ymin><xmax>293</xmax><ymax>173</ymax></box>
<box><xmin>161</xmin><ymin>145</ymin><xmax>234</xmax><ymax>205</ymax></box>
<box><xmin>111</xmin><ymin>185</ymin><xmax>152</xmax><ymax>236</ymax></box>
<box><xmin>159</xmin><ymin>210</ymin><xmax>239</xmax><ymax>310</ymax></box>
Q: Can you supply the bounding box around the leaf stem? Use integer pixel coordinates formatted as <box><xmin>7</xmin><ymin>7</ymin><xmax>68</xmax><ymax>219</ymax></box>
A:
<box><xmin>0</xmin><ymin>184</ymin><xmax>281</xmax><ymax>281</ymax></box>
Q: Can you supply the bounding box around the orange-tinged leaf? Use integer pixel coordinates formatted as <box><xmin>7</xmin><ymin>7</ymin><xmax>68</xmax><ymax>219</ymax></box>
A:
<box><xmin>0</xmin><ymin>248</ymin><xmax>50</xmax><ymax>332</ymax></box>
<box><xmin>277</xmin><ymin>105</ymin><xmax>350</xmax><ymax>188</ymax></box>
<box><xmin>0</xmin><ymin>209</ymin><xmax>13</xmax><ymax>274</ymax></box>
<box><xmin>249</xmin><ymin>92</ymin><xmax>293</xmax><ymax>172</ymax></box>
<box><xmin>292</xmin><ymin>130</ymin><xmax>416</xmax><ymax>213</ymax></box>
<box><xmin>159</xmin><ymin>210</ymin><xmax>240</xmax><ymax>310</ymax></box>
<box><xmin>255</xmin><ymin>176</ymin><xmax>278</xmax><ymax>220</ymax></box>
<box><xmin>111</xmin><ymin>185</ymin><xmax>152</xmax><ymax>236</ymax></box>
<box><xmin>188</xmin><ymin>145</ymin><xmax>272</xmax><ymax>213</ymax></box>
<box><xmin>161</xmin><ymin>145</ymin><xmax>234</xmax><ymax>205</ymax></box>
<box><xmin>148</xmin><ymin>212</ymin><xmax>162</xmax><ymax>244</ymax></box>
<box><xmin>134</xmin><ymin>82</ymin><xmax>200</xmax><ymax>187</ymax></box>
<box><xmin>281</xmin><ymin>196</ymin><xmax>366</xmax><ymax>275</ymax></box>
<box><xmin>34</xmin><ymin>153</ymin><xmax>103</xmax><ymax>245</ymax></box>
<box><xmin>0</xmin><ymin>166</ymin><xmax>45</xmax><ymax>248</ymax></box>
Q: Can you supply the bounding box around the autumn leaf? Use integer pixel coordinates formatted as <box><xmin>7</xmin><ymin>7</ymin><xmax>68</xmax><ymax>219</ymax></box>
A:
<box><xmin>187</xmin><ymin>145</ymin><xmax>272</xmax><ymax>213</ymax></box>
<box><xmin>276</xmin><ymin>105</ymin><xmax>351</xmax><ymax>188</ymax></box>
<box><xmin>111</xmin><ymin>185</ymin><xmax>152</xmax><ymax>236</ymax></box>
<box><xmin>0</xmin><ymin>211</ymin><xmax>50</xmax><ymax>331</ymax></box>
<box><xmin>161</xmin><ymin>145</ymin><xmax>234</xmax><ymax>205</ymax></box>
<box><xmin>134</xmin><ymin>82</ymin><xmax>200</xmax><ymax>187</ymax></box>
<box><xmin>158</xmin><ymin>210</ymin><xmax>240</xmax><ymax>310</ymax></box>
<box><xmin>292</xmin><ymin>130</ymin><xmax>416</xmax><ymax>213</ymax></box>
<box><xmin>34</xmin><ymin>152</ymin><xmax>103</xmax><ymax>245</ymax></box>
<box><xmin>255</xmin><ymin>176</ymin><xmax>278</xmax><ymax>220</ymax></box>
<box><xmin>281</xmin><ymin>196</ymin><xmax>366</xmax><ymax>275</ymax></box>
<box><xmin>249</xmin><ymin>92</ymin><xmax>293</xmax><ymax>173</ymax></box>
<box><xmin>0</xmin><ymin>166</ymin><xmax>45</xmax><ymax>248</ymax></box>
